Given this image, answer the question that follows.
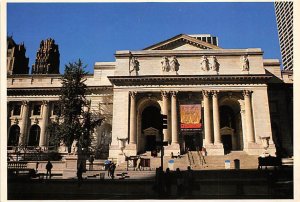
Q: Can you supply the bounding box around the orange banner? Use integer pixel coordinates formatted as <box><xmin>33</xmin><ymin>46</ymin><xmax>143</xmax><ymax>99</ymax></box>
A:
<box><xmin>180</xmin><ymin>105</ymin><xmax>202</xmax><ymax>129</ymax></box>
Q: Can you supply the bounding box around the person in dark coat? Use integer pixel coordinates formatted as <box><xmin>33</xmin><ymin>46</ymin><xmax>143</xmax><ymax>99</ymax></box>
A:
<box><xmin>77</xmin><ymin>162</ymin><xmax>84</xmax><ymax>187</ymax></box>
<box><xmin>46</xmin><ymin>161</ymin><xmax>53</xmax><ymax>179</ymax></box>
<box><xmin>110</xmin><ymin>162</ymin><xmax>116</xmax><ymax>179</ymax></box>
<box><xmin>165</xmin><ymin>168</ymin><xmax>172</xmax><ymax>197</ymax></box>
<box><xmin>89</xmin><ymin>155</ymin><xmax>94</xmax><ymax>170</ymax></box>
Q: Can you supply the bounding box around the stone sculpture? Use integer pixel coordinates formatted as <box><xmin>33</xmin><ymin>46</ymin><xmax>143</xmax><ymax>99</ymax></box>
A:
<box><xmin>211</xmin><ymin>56</ymin><xmax>219</xmax><ymax>71</ymax></box>
<box><xmin>169</xmin><ymin>56</ymin><xmax>180</xmax><ymax>72</ymax></box>
<box><xmin>161</xmin><ymin>56</ymin><xmax>170</xmax><ymax>72</ymax></box>
<box><xmin>200</xmin><ymin>56</ymin><xmax>209</xmax><ymax>71</ymax></box>
<box><xmin>242</xmin><ymin>55</ymin><xmax>249</xmax><ymax>71</ymax></box>
<box><xmin>129</xmin><ymin>57</ymin><xmax>140</xmax><ymax>75</ymax></box>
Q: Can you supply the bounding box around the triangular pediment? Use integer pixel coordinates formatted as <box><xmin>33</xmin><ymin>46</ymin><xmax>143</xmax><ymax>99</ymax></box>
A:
<box><xmin>143</xmin><ymin>127</ymin><xmax>159</xmax><ymax>135</ymax></box>
<box><xmin>143</xmin><ymin>34</ymin><xmax>221</xmax><ymax>50</ymax></box>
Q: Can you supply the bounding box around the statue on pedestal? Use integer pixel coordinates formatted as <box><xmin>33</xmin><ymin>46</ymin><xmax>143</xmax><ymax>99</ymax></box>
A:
<box><xmin>71</xmin><ymin>139</ymin><xmax>79</xmax><ymax>155</ymax></box>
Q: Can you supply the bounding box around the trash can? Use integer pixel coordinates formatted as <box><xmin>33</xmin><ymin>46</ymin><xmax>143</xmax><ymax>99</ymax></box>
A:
<box><xmin>234</xmin><ymin>159</ymin><xmax>240</xmax><ymax>170</ymax></box>
<box><xmin>100</xmin><ymin>172</ymin><xmax>105</xmax><ymax>179</ymax></box>
<box><xmin>225</xmin><ymin>160</ymin><xmax>230</xmax><ymax>169</ymax></box>
<box><xmin>168</xmin><ymin>159</ymin><xmax>175</xmax><ymax>171</ymax></box>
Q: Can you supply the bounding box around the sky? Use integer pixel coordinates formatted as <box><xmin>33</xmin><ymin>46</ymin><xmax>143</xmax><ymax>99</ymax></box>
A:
<box><xmin>7</xmin><ymin>2</ymin><xmax>281</xmax><ymax>73</ymax></box>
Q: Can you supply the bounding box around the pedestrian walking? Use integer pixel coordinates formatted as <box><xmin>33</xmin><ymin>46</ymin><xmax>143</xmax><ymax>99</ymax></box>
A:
<box><xmin>89</xmin><ymin>155</ymin><xmax>94</xmax><ymax>171</ymax></box>
<box><xmin>165</xmin><ymin>168</ymin><xmax>172</xmax><ymax>197</ymax></box>
<box><xmin>185</xmin><ymin>166</ymin><xmax>194</xmax><ymax>196</ymax></box>
<box><xmin>77</xmin><ymin>162</ymin><xmax>84</xmax><ymax>187</ymax></box>
<box><xmin>110</xmin><ymin>162</ymin><xmax>116</xmax><ymax>179</ymax></box>
<box><xmin>46</xmin><ymin>161</ymin><xmax>53</xmax><ymax>179</ymax></box>
<box><xmin>135</xmin><ymin>156</ymin><xmax>141</xmax><ymax>171</ymax></box>
<box><xmin>176</xmin><ymin>168</ymin><xmax>184</xmax><ymax>196</ymax></box>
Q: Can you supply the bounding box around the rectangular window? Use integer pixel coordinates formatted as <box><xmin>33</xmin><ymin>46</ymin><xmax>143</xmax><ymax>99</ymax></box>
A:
<box><xmin>33</xmin><ymin>105</ymin><xmax>41</xmax><ymax>115</ymax></box>
<box><xmin>53</xmin><ymin>103</ymin><xmax>61</xmax><ymax>116</ymax></box>
<box><xmin>13</xmin><ymin>105</ymin><xmax>21</xmax><ymax>116</ymax></box>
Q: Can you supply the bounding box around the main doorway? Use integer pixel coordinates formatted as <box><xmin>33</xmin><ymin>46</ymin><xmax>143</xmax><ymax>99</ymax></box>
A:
<box><xmin>183</xmin><ymin>131</ymin><xmax>202</xmax><ymax>151</ymax></box>
<box><xmin>141</xmin><ymin>105</ymin><xmax>162</xmax><ymax>152</ymax></box>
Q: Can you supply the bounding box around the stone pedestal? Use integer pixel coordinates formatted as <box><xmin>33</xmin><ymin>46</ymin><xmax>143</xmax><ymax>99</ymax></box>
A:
<box><xmin>123</xmin><ymin>144</ymin><xmax>137</xmax><ymax>157</ymax></box>
<box><xmin>164</xmin><ymin>143</ymin><xmax>180</xmax><ymax>156</ymax></box>
<box><xmin>244</xmin><ymin>143</ymin><xmax>276</xmax><ymax>156</ymax></box>
<box><xmin>205</xmin><ymin>144</ymin><xmax>224</xmax><ymax>156</ymax></box>
<box><xmin>62</xmin><ymin>155</ymin><xmax>86</xmax><ymax>179</ymax></box>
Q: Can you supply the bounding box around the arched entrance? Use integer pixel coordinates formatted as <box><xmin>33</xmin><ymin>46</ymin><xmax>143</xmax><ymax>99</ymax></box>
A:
<box><xmin>142</xmin><ymin>106</ymin><xmax>161</xmax><ymax>152</ymax></box>
<box><xmin>219</xmin><ymin>97</ymin><xmax>243</xmax><ymax>154</ymax></box>
<box><xmin>28</xmin><ymin>124</ymin><xmax>41</xmax><ymax>146</ymax></box>
<box><xmin>8</xmin><ymin>124</ymin><xmax>20</xmax><ymax>146</ymax></box>
<box><xmin>137</xmin><ymin>95</ymin><xmax>161</xmax><ymax>154</ymax></box>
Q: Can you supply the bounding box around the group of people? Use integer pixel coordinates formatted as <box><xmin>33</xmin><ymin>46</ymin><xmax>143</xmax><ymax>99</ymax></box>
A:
<box><xmin>107</xmin><ymin>161</ymin><xmax>116</xmax><ymax>179</ymax></box>
<box><xmin>155</xmin><ymin>166</ymin><xmax>194</xmax><ymax>198</ymax></box>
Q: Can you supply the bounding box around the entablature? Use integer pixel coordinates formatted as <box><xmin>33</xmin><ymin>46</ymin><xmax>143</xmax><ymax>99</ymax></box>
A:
<box><xmin>108</xmin><ymin>74</ymin><xmax>272</xmax><ymax>87</ymax></box>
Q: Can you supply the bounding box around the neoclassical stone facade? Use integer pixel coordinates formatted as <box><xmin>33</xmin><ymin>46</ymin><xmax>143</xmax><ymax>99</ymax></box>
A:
<box><xmin>7</xmin><ymin>34</ymin><xmax>293</xmax><ymax>161</ymax></box>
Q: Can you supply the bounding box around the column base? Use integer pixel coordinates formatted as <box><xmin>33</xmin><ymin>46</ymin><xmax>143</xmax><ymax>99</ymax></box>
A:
<box><xmin>164</xmin><ymin>143</ymin><xmax>180</xmax><ymax>156</ymax></box>
<box><xmin>205</xmin><ymin>143</ymin><xmax>224</xmax><ymax>156</ymax></box>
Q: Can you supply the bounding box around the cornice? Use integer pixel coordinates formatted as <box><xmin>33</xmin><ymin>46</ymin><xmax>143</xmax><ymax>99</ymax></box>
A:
<box><xmin>115</xmin><ymin>49</ymin><xmax>263</xmax><ymax>58</ymax></box>
<box><xmin>7</xmin><ymin>86</ymin><xmax>113</xmax><ymax>96</ymax></box>
<box><xmin>108</xmin><ymin>74</ymin><xmax>272</xmax><ymax>86</ymax></box>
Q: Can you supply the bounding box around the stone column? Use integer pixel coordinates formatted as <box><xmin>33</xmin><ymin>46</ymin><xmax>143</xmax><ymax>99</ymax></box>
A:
<box><xmin>161</xmin><ymin>91</ymin><xmax>169</xmax><ymax>142</ymax></box>
<box><xmin>203</xmin><ymin>90</ymin><xmax>213</xmax><ymax>145</ymax></box>
<box><xmin>212</xmin><ymin>90</ymin><xmax>221</xmax><ymax>144</ymax></box>
<box><xmin>243</xmin><ymin>90</ymin><xmax>255</xmax><ymax>143</ymax></box>
<box><xmin>171</xmin><ymin>91</ymin><xmax>178</xmax><ymax>144</ymax></box>
<box><xmin>39</xmin><ymin>100</ymin><xmax>49</xmax><ymax>147</ymax></box>
<box><xmin>129</xmin><ymin>91</ymin><xmax>137</xmax><ymax>144</ymax></box>
<box><xmin>19</xmin><ymin>100</ymin><xmax>29</xmax><ymax>145</ymax></box>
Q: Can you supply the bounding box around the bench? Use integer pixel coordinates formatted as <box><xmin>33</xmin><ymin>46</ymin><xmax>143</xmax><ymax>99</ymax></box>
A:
<box><xmin>258</xmin><ymin>156</ymin><xmax>282</xmax><ymax>170</ymax></box>
<box><xmin>8</xmin><ymin>162</ymin><xmax>36</xmax><ymax>177</ymax></box>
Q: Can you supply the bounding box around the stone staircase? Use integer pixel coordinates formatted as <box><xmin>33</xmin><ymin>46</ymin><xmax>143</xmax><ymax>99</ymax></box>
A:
<box><xmin>202</xmin><ymin>151</ymin><xmax>259</xmax><ymax>170</ymax></box>
<box><xmin>115</xmin><ymin>151</ymin><xmax>259</xmax><ymax>171</ymax></box>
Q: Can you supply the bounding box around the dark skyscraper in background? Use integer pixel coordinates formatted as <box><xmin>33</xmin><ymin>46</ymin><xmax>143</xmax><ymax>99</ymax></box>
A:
<box><xmin>274</xmin><ymin>1</ymin><xmax>293</xmax><ymax>71</ymax></box>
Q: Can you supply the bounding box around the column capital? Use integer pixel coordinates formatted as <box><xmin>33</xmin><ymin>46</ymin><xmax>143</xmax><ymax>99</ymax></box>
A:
<box><xmin>42</xmin><ymin>100</ymin><xmax>49</xmax><ymax>106</ymax></box>
<box><xmin>202</xmin><ymin>90</ymin><xmax>211</xmax><ymax>97</ymax></box>
<box><xmin>211</xmin><ymin>90</ymin><xmax>219</xmax><ymax>97</ymax></box>
<box><xmin>161</xmin><ymin>91</ymin><xmax>169</xmax><ymax>98</ymax></box>
<box><xmin>170</xmin><ymin>91</ymin><xmax>178</xmax><ymax>97</ymax></box>
<box><xmin>22</xmin><ymin>100</ymin><xmax>29</xmax><ymax>106</ymax></box>
<box><xmin>129</xmin><ymin>91</ymin><xmax>137</xmax><ymax>99</ymax></box>
<box><xmin>242</xmin><ymin>90</ymin><xmax>253</xmax><ymax>97</ymax></box>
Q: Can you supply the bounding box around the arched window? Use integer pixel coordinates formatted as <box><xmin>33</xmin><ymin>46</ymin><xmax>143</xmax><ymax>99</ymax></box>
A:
<box><xmin>8</xmin><ymin>125</ymin><xmax>20</xmax><ymax>146</ymax></box>
<box><xmin>28</xmin><ymin>125</ymin><xmax>41</xmax><ymax>146</ymax></box>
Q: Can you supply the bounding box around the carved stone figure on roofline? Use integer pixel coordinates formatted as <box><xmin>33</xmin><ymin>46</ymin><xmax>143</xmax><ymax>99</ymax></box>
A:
<box><xmin>200</xmin><ymin>55</ymin><xmax>209</xmax><ymax>71</ymax></box>
<box><xmin>169</xmin><ymin>56</ymin><xmax>180</xmax><ymax>72</ymax></box>
<box><xmin>129</xmin><ymin>56</ymin><xmax>140</xmax><ymax>75</ymax></box>
<box><xmin>242</xmin><ymin>55</ymin><xmax>249</xmax><ymax>71</ymax></box>
<box><xmin>211</xmin><ymin>56</ymin><xmax>219</xmax><ymax>71</ymax></box>
<box><xmin>161</xmin><ymin>56</ymin><xmax>170</xmax><ymax>72</ymax></box>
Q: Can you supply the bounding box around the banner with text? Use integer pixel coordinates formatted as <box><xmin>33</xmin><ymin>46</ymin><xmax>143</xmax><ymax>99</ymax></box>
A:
<box><xmin>180</xmin><ymin>104</ymin><xmax>202</xmax><ymax>129</ymax></box>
